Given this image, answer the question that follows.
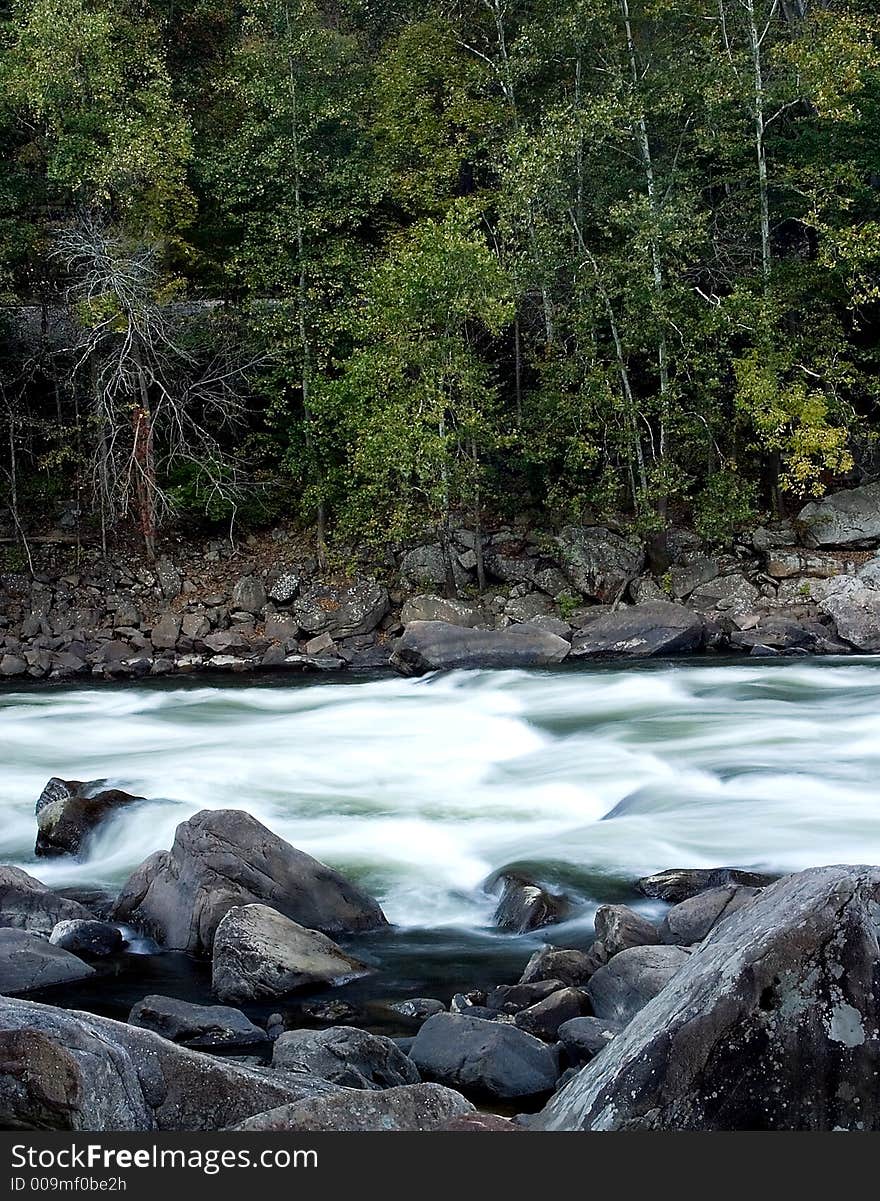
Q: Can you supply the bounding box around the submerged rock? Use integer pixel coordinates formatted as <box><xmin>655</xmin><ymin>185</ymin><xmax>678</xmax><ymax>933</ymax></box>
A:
<box><xmin>491</xmin><ymin>873</ymin><xmax>571</xmax><ymax>933</ymax></box>
<box><xmin>35</xmin><ymin>777</ymin><xmax>143</xmax><ymax>858</ymax></box>
<box><xmin>391</xmin><ymin>620</ymin><xmax>569</xmax><ymax>675</ymax></box>
<box><xmin>636</xmin><ymin>866</ymin><xmax>774</xmax><ymax>904</ymax></box>
<box><xmin>128</xmin><ymin>995</ymin><xmax>269</xmax><ymax>1050</ymax></box>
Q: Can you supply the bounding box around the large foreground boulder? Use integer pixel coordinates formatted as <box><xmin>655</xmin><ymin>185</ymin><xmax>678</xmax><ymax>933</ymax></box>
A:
<box><xmin>410</xmin><ymin>1012</ymin><xmax>559</xmax><ymax>1100</ymax></box>
<box><xmin>113</xmin><ymin>808</ymin><xmax>387</xmax><ymax>953</ymax></box>
<box><xmin>35</xmin><ymin>777</ymin><xmax>143</xmax><ymax>857</ymax></box>
<box><xmin>391</xmin><ymin>621</ymin><xmax>569</xmax><ymax>675</ymax></box>
<box><xmin>0</xmin><ymin>995</ymin><xmax>333</xmax><ymax>1130</ymax></box>
<box><xmin>232</xmin><ymin>1083</ymin><xmax>473</xmax><ymax>1132</ymax></box>
<box><xmin>0</xmin><ymin>929</ymin><xmax>95</xmax><ymax>994</ymax></box>
<box><xmin>530</xmin><ymin>866</ymin><xmax>880</xmax><ymax>1130</ymax></box>
<box><xmin>272</xmin><ymin>1026</ymin><xmax>420</xmax><ymax>1090</ymax></box>
<box><xmin>570</xmin><ymin>601</ymin><xmax>706</xmax><ymax>659</ymax></box>
<box><xmin>212</xmin><ymin>903</ymin><xmax>372</xmax><ymax>1003</ymax></box>
<box><xmin>0</xmin><ymin>866</ymin><xmax>91</xmax><ymax>935</ymax></box>
<box><xmin>798</xmin><ymin>482</ymin><xmax>880</xmax><ymax>548</ymax></box>
<box><xmin>128</xmin><ymin>995</ymin><xmax>268</xmax><ymax>1050</ymax></box>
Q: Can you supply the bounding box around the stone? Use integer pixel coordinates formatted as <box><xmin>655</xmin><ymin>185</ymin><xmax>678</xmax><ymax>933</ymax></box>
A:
<box><xmin>409</xmin><ymin>1012</ymin><xmax>559</xmax><ymax>1100</ymax></box>
<box><xmin>232</xmin><ymin>575</ymin><xmax>267</xmax><ymax>614</ymax></box>
<box><xmin>485</xmin><ymin>553</ymin><xmax>537</xmax><ymax>586</ymax></box>
<box><xmin>514</xmin><ymin>988</ymin><xmax>592</xmax><ymax>1041</ymax></box>
<box><xmin>592</xmin><ymin>904</ymin><xmax>660</xmax><ymax>958</ymax></box>
<box><xmin>585</xmin><ymin>945</ymin><xmax>692</xmax><ymax>1024</ymax></box>
<box><xmin>113</xmin><ymin>808</ymin><xmax>387</xmax><ymax>953</ymax></box>
<box><xmin>636</xmin><ymin>866</ymin><xmax>774</xmax><ymax>903</ymax></box>
<box><xmin>0</xmin><ymin>654</ymin><xmax>26</xmax><ymax>676</ymax></box>
<box><xmin>570</xmin><ymin>601</ymin><xmax>706</xmax><ymax>659</ymax></box>
<box><xmin>486</xmin><ymin>981</ymin><xmax>566</xmax><ymax>1015</ymax></box>
<box><xmin>438</xmin><ymin>1113</ymin><xmax>520</xmax><ymax>1132</ymax></box>
<box><xmin>150</xmin><ymin>613</ymin><xmax>181</xmax><ymax>651</ymax></box>
<box><xmin>0</xmin><ymin>929</ymin><xmax>95</xmax><ymax>994</ymax></box>
<box><xmin>391</xmin><ymin>621</ymin><xmax>569</xmax><ymax>676</ymax></box>
<box><xmin>670</xmin><ymin>556</ymin><xmax>719</xmax><ymax>599</ymax></box>
<box><xmin>0</xmin><ymin>994</ymin><xmax>331</xmax><ymax>1130</ymax></box>
<box><xmin>272</xmin><ymin>1026</ymin><xmax>420</xmax><ymax>1089</ymax></box>
<box><xmin>400</xmin><ymin>595</ymin><xmax>484</xmax><ymax>628</ymax></box>
<box><xmin>819</xmin><ymin>576</ymin><xmax>880</xmax><ymax>651</ymax></box>
<box><xmin>127</xmin><ymin>994</ymin><xmax>268</xmax><ymax>1050</ymax></box>
<box><xmin>264</xmin><ymin>612</ymin><xmax>298</xmax><ymax>641</ymax></box>
<box><xmin>519</xmin><ymin>946</ymin><xmax>599</xmax><ymax>987</ymax></box>
<box><xmin>203</xmin><ymin>630</ymin><xmax>249</xmax><ymax>654</ymax></box>
<box><xmin>765</xmin><ymin>551</ymin><xmax>840</xmax><ymax>579</ymax></box>
<box><xmin>388</xmin><ymin>998</ymin><xmax>446</xmax><ymax>1022</ymax></box>
<box><xmin>269</xmin><ymin>572</ymin><xmax>300</xmax><ymax>604</ymax></box>
<box><xmin>155</xmin><ymin>558</ymin><xmax>181</xmax><ymax>599</ymax></box>
<box><xmin>556</xmin><ymin>526</ymin><xmax>645</xmax><ymax>603</ymax></box>
<box><xmin>180</xmin><ymin>613</ymin><xmax>210</xmax><ymax>642</ymax></box>
<box><xmin>530</xmin><ymin>866</ymin><xmax>880</xmax><ymax>1131</ymax></box>
<box><xmin>49</xmin><ymin>919</ymin><xmax>123</xmax><ymax>957</ymax></box>
<box><xmin>557</xmin><ymin>1016</ymin><xmax>624</xmax><ymax>1066</ymax></box>
<box><xmin>35</xmin><ymin>777</ymin><xmax>143</xmax><ymax>857</ymax></box>
<box><xmin>232</xmin><ymin>1083</ymin><xmax>473</xmax><ymax>1132</ymax></box>
<box><xmin>504</xmin><ymin>592</ymin><xmax>555</xmax><ymax>623</ymax></box>
<box><xmin>491</xmin><ymin>873</ymin><xmax>570</xmax><ymax>933</ymax></box>
<box><xmin>689</xmin><ymin>573</ymin><xmax>761</xmax><ymax>614</ymax></box>
<box><xmin>398</xmin><ymin>545</ymin><xmax>468</xmax><ymax>590</ymax></box>
<box><xmin>304</xmin><ymin>631</ymin><xmax>338</xmax><ymax>657</ymax></box>
<box><xmin>293</xmin><ymin>580</ymin><xmax>389</xmax><ymax>639</ymax></box>
<box><xmin>798</xmin><ymin>482</ymin><xmax>880</xmax><ymax>548</ymax></box>
<box><xmin>211</xmin><ymin>903</ymin><xmax>373</xmax><ymax>1003</ymax></box>
<box><xmin>0</xmin><ymin>866</ymin><xmax>91</xmax><ymax>935</ymax></box>
<box><xmin>659</xmin><ymin>885</ymin><xmax>760</xmax><ymax>945</ymax></box>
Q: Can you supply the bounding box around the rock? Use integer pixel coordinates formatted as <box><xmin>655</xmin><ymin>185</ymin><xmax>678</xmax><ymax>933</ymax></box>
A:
<box><xmin>636</xmin><ymin>866</ymin><xmax>774</xmax><ymax>904</ymax></box>
<box><xmin>557</xmin><ymin>1016</ymin><xmax>624</xmax><ymax>1066</ymax></box>
<box><xmin>752</xmin><ymin>522</ymin><xmax>797</xmax><ymax>552</ymax></box>
<box><xmin>504</xmin><ymin>593</ymin><xmax>556</xmax><ymax>623</ymax></box>
<box><xmin>730</xmin><ymin>617</ymin><xmax>816</xmax><ymax>652</ymax></box>
<box><xmin>0</xmin><ymin>994</ymin><xmax>331</xmax><ymax>1130</ymax></box>
<box><xmin>293</xmin><ymin>580</ymin><xmax>389</xmax><ymax>639</ymax></box>
<box><xmin>269</xmin><ymin>572</ymin><xmax>300</xmax><ymax>604</ymax></box>
<box><xmin>485</xmin><ymin>553</ymin><xmax>537</xmax><ymax>586</ymax></box>
<box><xmin>530</xmin><ymin>866</ymin><xmax>880</xmax><ymax>1130</ymax></box>
<box><xmin>0</xmin><ymin>929</ymin><xmax>95</xmax><ymax>993</ymax></box>
<box><xmin>409</xmin><ymin>1012</ymin><xmax>559</xmax><ymax>1100</ymax></box>
<box><xmin>586</xmin><ymin>945</ymin><xmax>691</xmax><ymax>1024</ymax></box>
<box><xmin>113</xmin><ymin>808</ymin><xmax>387</xmax><ymax>953</ymax></box>
<box><xmin>211</xmin><ymin>903</ymin><xmax>372</xmax><ymax>1003</ymax></box>
<box><xmin>399</xmin><ymin>545</ymin><xmax>469</xmax><ymax>591</ymax></box>
<box><xmin>798</xmin><ymin>482</ymin><xmax>880</xmax><ymax>548</ymax></box>
<box><xmin>0</xmin><ymin>865</ymin><xmax>91</xmax><ymax>934</ymax></box>
<box><xmin>49</xmin><ymin>919</ymin><xmax>123</xmax><ymax>957</ymax></box>
<box><xmin>400</xmin><ymin>595</ymin><xmax>484</xmax><ymax>628</ymax></box>
<box><xmin>688</xmin><ymin>573</ymin><xmax>761</xmax><ymax>614</ymax></box>
<box><xmin>487</xmin><ymin>980</ymin><xmax>566</xmax><ymax>1015</ymax></box>
<box><xmin>264</xmin><ymin>612</ymin><xmax>299</xmax><ymax>642</ymax></box>
<box><xmin>514</xmin><ymin>988</ymin><xmax>591</xmax><ymax>1041</ymax></box>
<box><xmin>233</xmin><ymin>1083</ymin><xmax>473</xmax><ymax>1132</ymax></box>
<box><xmin>391</xmin><ymin>621</ymin><xmax>569</xmax><ymax>676</ymax></box>
<box><xmin>765</xmin><ymin>551</ymin><xmax>839</xmax><ymax>579</ymax></box>
<box><xmin>670</xmin><ymin>556</ymin><xmax>719</xmax><ymax>599</ymax></box>
<box><xmin>150</xmin><ymin>613</ymin><xmax>181</xmax><ymax>651</ymax></box>
<box><xmin>272</xmin><ymin>1026</ymin><xmax>420</xmax><ymax>1089</ymax></box>
<box><xmin>155</xmin><ymin>558</ymin><xmax>181</xmax><ymax>599</ymax></box>
<box><xmin>492</xmin><ymin>873</ymin><xmax>570</xmax><ymax>933</ymax></box>
<box><xmin>232</xmin><ymin>575</ymin><xmax>267</xmax><ymax>613</ymax></box>
<box><xmin>203</xmin><ymin>630</ymin><xmax>249</xmax><ymax>654</ymax></box>
<box><xmin>304</xmin><ymin>631</ymin><xmax>338</xmax><ymax>656</ymax></box>
<box><xmin>35</xmin><ymin>777</ymin><xmax>143</xmax><ymax>857</ymax></box>
<box><xmin>660</xmin><ymin>885</ymin><xmax>760</xmax><ymax>945</ymax></box>
<box><xmin>128</xmin><ymin>995</ymin><xmax>268</xmax><ymax>1050</ymax></box>
<box><xmin>570</xmin><ymin>602</ymin><xmax>705</xmax><ymax>659</ymax></box>
<box><xmin>556</xmin><ymin>526</ymin><xmax>644</xmax><ymax>603</ymax></box>
<box><xmin>527</xmin><ymin>615</ymin><xmax>572</xmax><ymax>639</ymax></box>
<box><xmin>819</xmin><ymin>576</ymin><xmax>880</xmax><ymax>651</ymax></box>
<box><xmin>438</xmin><ymin>1113</ymin><xmax>520</xmax><ymax>1132</ymax></box>
<box><xmin>388</xmin><ymin>997</ymin><xmax>446</xmax><ymax>1022</ymax></box>
<box><xmin>592</xmin><ymin>904</ymin><xmax>660</xmax><ymax>958</ymax></box>
<box><xmin>0</xmin><ymin>654</ymin><xmax>27</xmax><ymax>676</ymax></box>
<box><xmin>519</xmin><ymin>946</ymin><xmax>599</xmax><ymax>987</ymax></box>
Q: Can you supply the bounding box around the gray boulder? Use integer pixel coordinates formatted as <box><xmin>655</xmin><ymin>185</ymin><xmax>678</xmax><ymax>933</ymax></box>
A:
<box><xmin>819</xmin><ymin>576</ymin><xmax>880</xmax><ymax>651</ymax></box>
<box><xmin>798</xmin><ymin>482</ymin><xmax>880</xmax><ymax>547</ymax></box>
<box><xmin>232</xmin><ymin>575</ymin><xmax>267</xmax><ymax>614</ymax></box>
<box><xmin>388</xmin><ymin>997</ymin><xmax>446</xmax><ymax>1022</ymax></box>
<box><xmin>232</xmin><ymin>1083</ymin><xmax>473</xmax><ymax>1132</ymax></box>
<box><xmin>128</xmin><ymin>994</ymin><xmax>268</xmax><ymax>1050</ymax></box>
<box><xmin>556</xmin><ymin>526</ymin><xmax>644</xmax><ymax>603</ymax></box>
<box><xmin>636</xmin><ymin>866</ymin><xmax>773</xmax><ymax>903</ymax></box>
<box><xmin>0</xmin><ymin>994</ymin><xmax>332</xmax><ymax>1130</ymax></box>
<box><xmin>530</xmin><ymin>866</ymin><xmax>880</xmax><ymax>1130</ymax></box>
<box><xmin>585</xmin><ymin>944</ymin><xmax>691</xmax><ymax>1024</ymax></box>
<box><xmin>519</xmin><ymin>946</ymin><xmax>599</xmax><ymax>987</ymax></box>
<box><xmin>49</xmin><ymin>919</ymin><xmax>123</xmax><ymax>957</ymax></box>
<box><xmin>0</xmin><ymin>929</ymin><xmax>95</xmax><ymax>994</ymax></box>
<box><xmin>570</xmin><ymin>602</ymin><xmax>705</xmax><ymax>659</ymax></box>
<box><xmin>659</xmin><ymin>885</ymin><xmax>760</xmax><ymax>945</ymax></box>
<box><xmin>409</xmin><ymin>1012</ymin><xmax>559</xmax><ymax>1100</ymax></box>
<box><xmin>293</xmin><ymin>580</ymin><xmax>389</xmax><ymax>638</ymax></box>
<box><xmin>491</xmin><ymin>873</ymin><xmax>570</xmax><ymax>933</ymax></box>
<box><xmin>514</xmin><ymin>987</ymin><xmax>591</xmax><ymax>1042</ymax></box>
<box><xmin>35</xmin><ymin>777</ymin><xmax>143</xmax><ymax>857</ymax></box>
<box><xmin>211</xmin><ymin>903</ymin><xmax>372</xmax><ymax>1004</ymax></box>
<box><xmin>592</xmin><ymin>904</ymin><xmax>660</xmax><ymax>958</ymax></box>
<box><xmin>487</xmin><ymin>980</ymin><xmax>566</xmax><ymax>1014</ymax></box>
<box><xmin>557</xmin><ymin>1016</ymin><xmax>624</xmax><ymax>1066</ymax></box>
<box><xmin>272</xmin><ymin>1026</ymin><xmax>420</xmax><ymax>1090</ymax></box>
<box><xmin>391</xmin><ymin>621</ymin><xmax>569</xmax><ymax>676</ymax></box>
<box><xmin>689</xmin><ymin>573</ymin><xmax>761</xmax><ymax>615</ymax></box>
<box><xmin>113</xmin><ymin>808</ymin><xmax>387</xmax><ymax>954</ymax></box>
<box><xmin>0</xmin><ymin>866</ymin><xmax>91</xmax><ymax>935</ymax></box>
<box><xmin>400</xmin><ymin>594</ymin><xmax>484</xmax><ymax>628</ymax></box>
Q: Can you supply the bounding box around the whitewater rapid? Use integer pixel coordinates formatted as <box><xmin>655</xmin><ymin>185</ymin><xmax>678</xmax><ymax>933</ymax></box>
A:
<box><xmin>3</xmin><ymin>660</ymin><xmax>880</xmax><ymax>936</ymax></box>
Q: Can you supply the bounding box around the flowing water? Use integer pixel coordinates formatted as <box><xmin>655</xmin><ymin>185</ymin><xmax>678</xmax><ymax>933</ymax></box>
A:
<box><xmin>3</xmin><ymin>659</ymin><xmax>880</xmax><ymax>1005</ymax></box>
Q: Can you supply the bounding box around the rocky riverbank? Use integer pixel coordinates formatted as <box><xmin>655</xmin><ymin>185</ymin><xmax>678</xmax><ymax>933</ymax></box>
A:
<box><xmin>2</xmin><ymin>779</ymin><xmax>880</xmax><ymax>1130</ymax></box>
<box><xmin>4</xmin><ymin>482</ymin><xmax>880</xmax><ymax>682</ymax></box>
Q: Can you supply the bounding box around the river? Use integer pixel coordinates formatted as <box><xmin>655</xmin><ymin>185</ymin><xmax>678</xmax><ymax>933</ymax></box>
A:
<box><xmin>3</xmin><ymin>659</ymin><xmax>880</xmax><ymax>1003</ymax></box>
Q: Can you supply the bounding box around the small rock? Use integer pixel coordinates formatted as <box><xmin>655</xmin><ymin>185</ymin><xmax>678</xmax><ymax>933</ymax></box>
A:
<box><xmin>128</xmin><ymin>995</ymin><xmax>268</xmax><ymax>1050</ymax></box>
<box><xmin>409</xmin><ymin>1012</ymin><xmax>560</xmax><ymax>1100</ymax></box>
<box><xmin>272</xmin><ymin>1026</ymin><xmax>420</xmax><ymax>1090</ymax></box>
<box><xmin>49</xmin><ymin>919</ymin><xmax>123</xmax><ymax>957</ymax></box>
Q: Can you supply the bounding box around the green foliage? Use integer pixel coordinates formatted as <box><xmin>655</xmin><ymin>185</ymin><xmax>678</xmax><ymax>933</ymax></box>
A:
<box><xmin>694</xmin><ymin>470</ymin><xmax>759</xmax><ymax>546</ymax></box>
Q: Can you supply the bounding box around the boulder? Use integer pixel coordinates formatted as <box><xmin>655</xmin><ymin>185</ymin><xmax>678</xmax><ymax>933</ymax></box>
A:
<box><xmin>585</xmin><ymin>945</ymin><xmax>691</xmax><ymax>1024</ymax></box>
<box><xmin>211</xmin><ymin>903</ymin><xmax>372</xmax><ymax>1004</ymax></box>
<box><xmin>272</xmin><ymin>1026</ymin><xmax>420</xmax><ymax>1090</ymax></box>
<box><xmin>636</xmin><ymin>866</ymin><xmax>773</xmax><ymax>904</ymax></box>
<box><xmin>399</xmin><ymin>545</ymin><xmax>469</xmax><ymax>592</ymax></box>
<box><xmin>409</xmin><ymin>1012</ymin><xmax>559</xmax><ymax>1100</ymax></box>
<box><xmin>570</xmin><ymin>602</ymin><xmax>705</xmax><ymax>659</ymax></box>
<box><xmin>232</xmin><ymin>1083</ymin><xmax>473</xmax><ymax>1132</ymax></box>
<box><xmin>150</xmin><ymin>613</ymin><xmax>181</xmax><ymax>651</ymax></box>
<box><xmin>113</xmin><ymin>809</ymin><xmax>387</xmax><ymax>954</ymax></box>
<box><xmin>531</xmin><ymin>866</ymin><xmax>880</xmax><ymax>1130</ymax></box>
<box><xmin>292</xmin><ymin>580</ymin><xmax>389</xmax><ymax>639</ymax></box>
<box><xmin>35</xmin><ymin>777</ymin><xmax>143</xmax><ymax>857</ymax></box>
<box><xmin>592</xmin><ymin>904</ymin><xmax>660</xmax><ymax>958</ymax></box>
<box><xmin>557</xmin><ymin>1016</ymin><xmax>624</xmax><ymax>1066</ymax></box>
<box><xmin>689</xmin><ymin>573</ymin><xmax>761</xmax><ymax>614</ymax></box>
<box><xmin>438</xmin><ymin>1113</ymin><xmax>520</xmax><ymax>1132</ymax></box>
<box><xmin>49</xmin><ymin>919</ymin><xmax>123</xmax><ymax>957</ymax></box>
<box><xmin>0</xmin><ymin>655</ymin><xmax>27</xmax><ymax>676</ymax></box>
<box><xmin>659</xmin><ymin>885</ymin><xmax>760</xmax><ymax>945</ymax></box>
<box><xmin>400</xmin><ymin>594</ymin><xmax>484</xmax><ymax>628</ymax></box>
<box><xmin>0</xmin><ymin>929</ymin><xmax>95</xmax><ymax>994</ymax></box>
<box><xmin>128</xmin><ymin>994</ymin><xmax>268</xmax><ymax>1050</ymax></box>
<box><xmin>798</xmin><ymin>482</ymin><xmax>880</xmax><ymax>548</ymax></box>
<box><xmin>388</xmin><ymin>998</ymin><xmax>446</xmax><ymax>1022</ymax></box>
<box><xmin>519</xmin><ymin>946</ymin><xmax>599</xmax><ymax>987</ymax></box>
<box><xmin>0</xmin><ymin>866</ymin><xmax>91</xmax><ymax>935</ymax></box>
<box><xmin>514</xmin><ymin>988</ymin><xmax>592</xmax><ymax>1042</ymax></box>
<box><xmin>492</xmin><ymin>873</ymin><xmax>571</xmax><ymax>933</ymax></box>
<box><xmin>487</xmin><ymin>980</ymin><xmax>566</xmax><ymax>1015</ymax></box>
<box><xmin>0</xmin><ymin>994</ymin><xmax>332</xmax><ymax>1130</ymax></box>
<box><xmin>670</xmin><ymin>556</ymin><xmax>719</xmax><ymax>599</ymax></box>
<box><xmin>556</xmin><ymin>526</ymin><xmax>644</xmax><ymax>603</ymax></box>
<box><xmin>819</xmin><ymin>576</ymin><xmax>880</xmax><ymax>651</ymax></box>
<box><xmin>231</xmin><ymin>575</ymin><xmax>267</xmax><ymax>614</ymax></box>
<box><xmin>268</xmin><ymin>572</ymin><xmax>300</xmax><ymax>604</ymax></box>
<box><xmin>390</xmin><ymin>621</ymin><xmax>569</xmax><ymax>676</ymax></box>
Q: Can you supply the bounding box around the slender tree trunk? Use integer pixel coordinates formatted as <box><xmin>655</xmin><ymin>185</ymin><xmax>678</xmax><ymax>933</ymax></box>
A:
<box><xmin>471</xmin><ymin>437</ymin><xmax>487</xmax><ymax>593</ymax></box>
<box><xmin>744</xmin><ymin>0</ymin><xmax>772</xmax><ymax>287</ymax></box>
<box><xmin>131</xmin><ymin>339</ymin><xmax>157</xmax><ymax>561</ymax></box>
<box><xmin>514</xmin><ymin>317</ymin><xmax>522</xmax><ymax>424</ymax></box>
